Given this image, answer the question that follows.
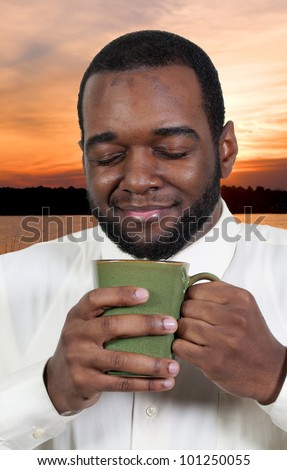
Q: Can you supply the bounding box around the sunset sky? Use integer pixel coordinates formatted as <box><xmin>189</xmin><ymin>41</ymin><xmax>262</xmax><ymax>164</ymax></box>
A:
<box><xmin>1</xmin><ymin>0</ymin><xmax>287</xmax><ymax>190</ymax></box>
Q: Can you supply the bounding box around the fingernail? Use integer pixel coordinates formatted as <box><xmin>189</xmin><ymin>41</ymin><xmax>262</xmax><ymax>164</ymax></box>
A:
<box><xmin>134</xmin><ymin>288</ymin><xmax>149</xmax><ymax>302</ymax></box>
<box><xmin>163</xmin><ymin>378</ymin><xmax>175</xmax><ymax>389</ymax></box>
<box><xmin>168</xmin><ymin>362</ymin><xmax>180</xmax><ymax>375</ymax></box>
<box><xmin>163</xmin><ymin>317</ymin><xmax>178</xmax><ymax>330</ymax></box>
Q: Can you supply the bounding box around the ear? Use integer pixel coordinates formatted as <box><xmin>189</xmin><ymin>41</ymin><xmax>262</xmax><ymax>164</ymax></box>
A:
<box><xmin>218</xmin><ymin>121</ymin><xmax>238</xmax><ymax>179</ymax></box>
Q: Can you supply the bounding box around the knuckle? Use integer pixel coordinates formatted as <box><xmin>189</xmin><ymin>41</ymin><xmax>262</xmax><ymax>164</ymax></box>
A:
<box><xmin>61</xmin><ymin>326</ymin><xmax>75</xmax><ymax>348</ymax></box>
<box><xmin>65</xmin><ymin>349</ymin><xmax>78</xmax><ymax>368</ymax></box>
<box><xmin>152</xmin><ymin>358</ymin><xmax>162</xmax><ymax>374</ymax></box>
<box><xmin>238</xmin><ymin>287</ymin><xmax>255</xmax><ymax>306</ymax></box>
<box><xmin>67</xmin><ymin>304</ymin><xmax>77</xmax><ymax>318</ymax></box>
<box><xmin>86</xmin><ymin>290</ymin><xmax>97</xmax><ymax>306</ymax></box>
<box><xmin>147</xmin><ymin>379</ymin><xmax>155</xmax><ymax>392</ymax></box>
<box><xmin>114</xmin><ymin>286</ymin><xmax>134</xmax><ymax>306</ymax></box>
<box><xmin>70</xmin><ymin>369</ymin><xmax>86</xmax><ymax>393</ymax></box>
<box><xmin>101</xmin><ymin>314</ymin><xmax>117</xmax><ymax>332</ymax></box>
<box><xmin>181</xmin><ymin>300</ymin><xmax>191</xmax><ymax>317</ymax></box>
<box><xmin>172</xmin><ymin>338</ymin><xmax>188</xmax><ymax>360</ymax></box>
<box><xmin>172</xmin><ymin>338</ymin><xmax>181</xmax><ymax>355</ymax></box>
<box><xmin>145</xmin><ymin>314</ymin><xmax>157</xmax><ymax>330</ymax></box>
<box><xmin>238</xmin><ymin>312</ymin><xmax>248</xmax><ymax>330</ymax></box>
<box><xmin>185</xmin><ymin>286</ymin><xmax>193</xmax><ymax>299</ymax></box>
<box><xmin>109</xmin><ymin>352</ymin><xmax>127</xmax><ymax>371</ymax></box>
<box><xmin>177</xmin><ymin>318</ymin><xmax>187</xmax><ymax>337</ymax></box>
<box><xmin>225</xmin><ymin>335</ymin><xmax>238</xmax><ymax>352</ymax></box>
<box><xmin>119</xmin><ymin>378</ymin><xmax>132</xmax><ymax>392</ymax></box>
<box><xmin>232</xmin><ymin>309</ymin><xmax>248</xmax><ymax>331</ymax></box>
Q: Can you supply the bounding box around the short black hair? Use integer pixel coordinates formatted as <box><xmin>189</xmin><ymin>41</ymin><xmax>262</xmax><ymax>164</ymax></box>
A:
<box><xmin>77</xmin><ymin>30</ymin><xmax>225</xmax><ymax>145</ymax></box>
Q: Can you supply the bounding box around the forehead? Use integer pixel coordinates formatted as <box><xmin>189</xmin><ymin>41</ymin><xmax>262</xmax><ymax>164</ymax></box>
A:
<box><xmin>82</xmin><ymin>65</ymin><xmax>205</xmax><ymax>134</ymax></box>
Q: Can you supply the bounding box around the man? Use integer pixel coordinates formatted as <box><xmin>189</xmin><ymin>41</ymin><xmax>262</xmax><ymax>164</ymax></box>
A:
<box><xmin>0</xmin><ymin>30</ymin><xmax>287</xmax><ymax>450</ymax></box>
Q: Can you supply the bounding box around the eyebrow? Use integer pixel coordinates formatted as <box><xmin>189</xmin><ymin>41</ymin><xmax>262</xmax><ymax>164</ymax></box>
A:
<box><xmin>85</xmin><ymin>126</ymin><xmax>200</xmax><ymax>152</ymax></box>
<box><xmin>85</xmin><ymin>131</ymin><xmax>117</xmax><ymax>152</ymax></box>
<box><xmin>153</xmin><ymin>126</ymin><xmax>200</xmax><ymax>141</ymax></box>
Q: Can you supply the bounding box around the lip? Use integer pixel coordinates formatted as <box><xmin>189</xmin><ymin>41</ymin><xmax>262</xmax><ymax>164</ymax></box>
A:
<box><xmin>117</xmin><ymin>205</ymin><xmax>173</xmax><ymax>222</ymax></box>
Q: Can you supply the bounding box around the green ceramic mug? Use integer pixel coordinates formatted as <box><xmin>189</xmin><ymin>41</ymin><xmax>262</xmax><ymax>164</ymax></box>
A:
<box><xmin>92</xmin><ymin>259</ymin><xmax>219</xmax><ymax>375</ymax></box>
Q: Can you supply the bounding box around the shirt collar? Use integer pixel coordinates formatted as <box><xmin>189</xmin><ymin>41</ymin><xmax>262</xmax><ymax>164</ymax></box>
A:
<box><xmin>97</xmin><ymin>199</ymin><xmax>240</xmax><ymax>280</ymax></box>
<box><xmin>169</xmin><ymin>199</ymin><xmax>240</xmax><ymax>278</ymax></box>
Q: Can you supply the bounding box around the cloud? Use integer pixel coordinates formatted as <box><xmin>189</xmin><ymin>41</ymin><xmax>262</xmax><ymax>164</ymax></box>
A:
<box><xmin>233</xmin><ymin>157</ymin><xmax>287</xmax><ymax>172</ymax></box>
<box><xmin>224</xmin><ymin>157</ymin><xmax>287</xmax><ymax>190</ymax></box>
<box><xmin>1</xmin><ymin>0</ymin><xmax>286</xmax><ymax>190</ymax></box>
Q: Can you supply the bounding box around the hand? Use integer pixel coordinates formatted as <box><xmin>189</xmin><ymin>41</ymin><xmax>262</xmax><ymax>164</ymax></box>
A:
<box><xmin>173</xmin><ymin>281</ymin><xmax>287</xmax><ymax>404</ymax></box>
<box><xmin>45</xmin><ymin>286</ymin><xmax>179</xmax><ymax>414</ymax></box>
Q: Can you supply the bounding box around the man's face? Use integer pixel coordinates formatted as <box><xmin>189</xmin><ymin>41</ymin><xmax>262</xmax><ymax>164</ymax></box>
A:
<box><xmin>82</xmin><ymin>65</ymin><xmax>222</xmax><ymax>259</ymax></box>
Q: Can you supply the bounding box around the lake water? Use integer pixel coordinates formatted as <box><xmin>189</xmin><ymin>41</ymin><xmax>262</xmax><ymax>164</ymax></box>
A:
<box><xmin>0</xmin><ymin>213</ymin><xmax>286</xmax><ymax>255</ymax></box>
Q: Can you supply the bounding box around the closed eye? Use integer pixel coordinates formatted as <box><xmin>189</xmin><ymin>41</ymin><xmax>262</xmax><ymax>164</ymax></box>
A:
<box><xmin>153</xmin><ymin>149</ymin><xmax>190</xmax><ymax>160</ymax></box>
<box><xmin>91</xmin><ymin>153</ymin><xmax>126</xmax><ymax>167</ymax></box>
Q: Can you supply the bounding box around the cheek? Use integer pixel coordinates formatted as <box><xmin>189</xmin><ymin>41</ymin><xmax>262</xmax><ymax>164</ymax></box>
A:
<box><xmin>172</xmin><ymin>154</ymin><xmax>216</xmax><ymax>202</ymax></box>
<box><xmin>86</xmin><ymin>168</ymin><xmax>120</xmax><ymax>206</ymax></box>
<box><xmin>171</xmin><ymin>160</ymin><xmax>206</xmax><ymax>192</ymax></box>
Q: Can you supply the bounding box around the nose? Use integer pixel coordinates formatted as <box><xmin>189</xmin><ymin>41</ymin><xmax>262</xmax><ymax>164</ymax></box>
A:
<box><xmin>119</xmin><ymin>148</ymin><xmax>163</xmax><ymax>194</ymax></box>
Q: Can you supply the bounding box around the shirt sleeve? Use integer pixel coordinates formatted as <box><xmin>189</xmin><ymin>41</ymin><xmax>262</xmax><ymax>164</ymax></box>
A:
<box><xmin>0</xmin><ymin>360</ymin><xmax>76</xmax><ymax>450</ymax></box>
<box><xmin>258</xmin><ymin>374</ymin><xmax>287</xmax><ymax>432</ymax></box>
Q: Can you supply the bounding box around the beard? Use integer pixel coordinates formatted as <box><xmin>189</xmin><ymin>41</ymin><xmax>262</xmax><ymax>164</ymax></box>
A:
<box><xmin>88</xmin><ymin>158</ymin><xmax>221</xmax><ymax>260</ymax></box>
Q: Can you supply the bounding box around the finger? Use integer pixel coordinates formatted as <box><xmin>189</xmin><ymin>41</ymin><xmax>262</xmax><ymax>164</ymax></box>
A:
<box><xmin>172</xmin><ymin>337</ymin><xmax>227</xmax><ymax>382</ymax></box>
<box><xmin>72</xmin><ymin>286</ymin><xmax>149</xmax><ymax>319</ymax></box>
<box><xmin>88</xmin><ymin>348</ymin><xmax>180</xmax><ymax>378</ymax></box>
<box><xmin>60</xmin><ymin>360</ymin><xmax>178</xmax><ymax>410</ymax></box>
<box><xmin>93</xmin><ymin>373</ymin><xmax>177</xmax><ymax>393</ymax></box>
<box><xmin>95</xmin><ymin>313</ymin><xmax>178</xmax><ymax>343</ymax></box>
<box><xmin>172</xmin><ymin>337</ymin><xmax>206</xmax><ymax>368</ymax></box>
<box><xmin>185</xmin><ymin>281</ymin><xmax>235</xmax><ymax>304</ymax></box>
<box><xmin>177</xmin><ymin>317</ymin><xmax>214</xmax><ymax>346</ymax></box>
<box><xmin>181</xmin><ymin>298</ymin><xmax>224</xmax><ymax>324</ymax></box>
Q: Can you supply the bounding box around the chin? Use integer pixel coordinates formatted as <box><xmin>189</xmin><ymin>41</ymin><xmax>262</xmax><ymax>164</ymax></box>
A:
<box><xmin>114</xmin><ymin>233</ymin><xmax>189</xmax><ymax>261</ymax></box>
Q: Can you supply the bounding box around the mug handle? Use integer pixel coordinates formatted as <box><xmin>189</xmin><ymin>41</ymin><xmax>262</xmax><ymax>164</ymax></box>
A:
<box><xmin>188</xmin><ymin>272</ymin><xmax>220</xmax><ymax>286</ymax></box>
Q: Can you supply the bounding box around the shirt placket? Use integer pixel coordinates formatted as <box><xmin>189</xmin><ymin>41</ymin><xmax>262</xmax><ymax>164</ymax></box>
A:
<box><xmin>131</xmin><ymin>391</ymin><xmax>173</xmax><ymax>449</ymax></box>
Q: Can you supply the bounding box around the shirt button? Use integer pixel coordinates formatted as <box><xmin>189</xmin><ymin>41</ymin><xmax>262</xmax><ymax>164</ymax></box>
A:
<box><xmin>33</xmin><ymin>428</ymin><xmax>45</xmax><ymax>439</ymax></box>
<box><xmin>146</xmin><ymin>406</ymin><xmax>157</xmax><ymax>417</ymax></box>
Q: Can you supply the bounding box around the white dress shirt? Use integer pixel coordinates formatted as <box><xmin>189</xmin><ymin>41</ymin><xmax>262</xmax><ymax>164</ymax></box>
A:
<box><xmin>0</xmin><ymin>200</ymin><xmax>287</xmax><ymax>450</ymax></box>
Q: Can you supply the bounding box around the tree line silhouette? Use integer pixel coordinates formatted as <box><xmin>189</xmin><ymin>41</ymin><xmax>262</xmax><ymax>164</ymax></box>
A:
<box><xmin>0</xmin><ymin>185</ymin><xmax>286</xmax><ymax>215</ymax></box>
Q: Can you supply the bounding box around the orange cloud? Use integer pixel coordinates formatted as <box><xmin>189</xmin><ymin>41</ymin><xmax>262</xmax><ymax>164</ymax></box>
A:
<box><xmin>1</xmin><ymin>0</ymin><xmax>286</xmax><ymax>190</ymax></box>
<box><xmin>223</xmin><ymin>157</ymin><xmax>287</xmax><ymax>190</ymax></box>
